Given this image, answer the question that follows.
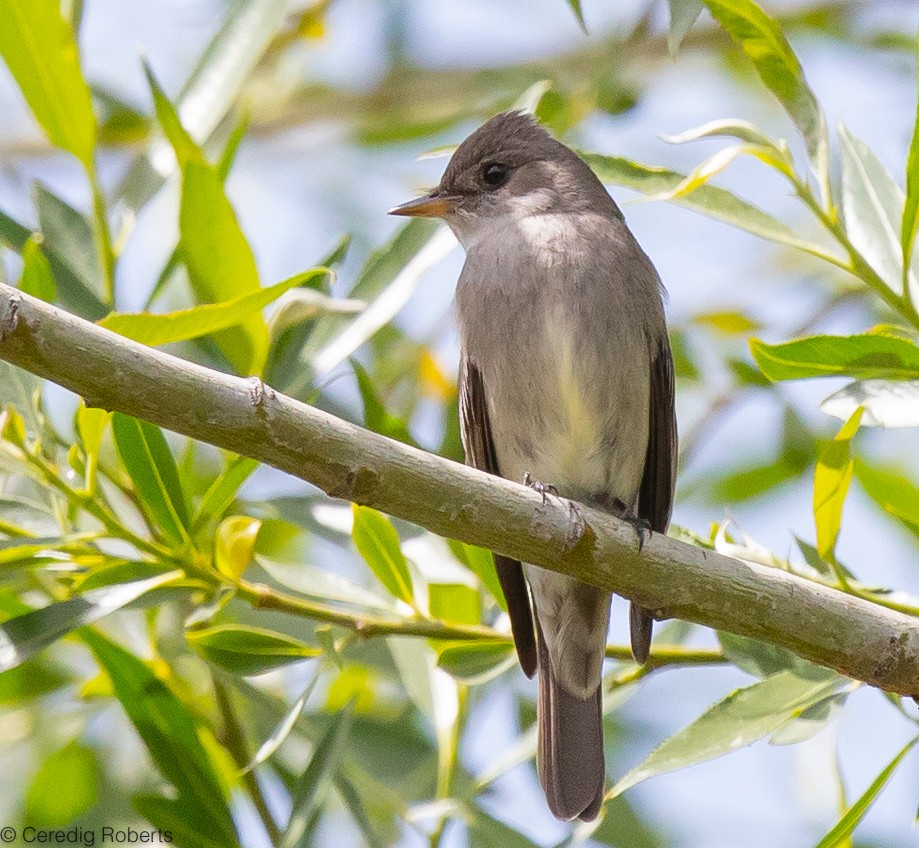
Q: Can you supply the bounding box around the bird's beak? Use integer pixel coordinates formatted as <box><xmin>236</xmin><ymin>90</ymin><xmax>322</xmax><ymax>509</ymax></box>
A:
<box><xmin>388</xmin><ymin>192</ymin><xmax>457</xmax><ymax>218</ymax></box>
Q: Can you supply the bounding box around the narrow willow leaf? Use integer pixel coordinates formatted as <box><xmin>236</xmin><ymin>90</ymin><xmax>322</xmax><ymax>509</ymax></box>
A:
<box><xmin>306</xmin><ymin>218</ymin><xmax>449</xmax><ymax>376</ymax></box>
<box><xmin>179</xmin><ymin>162</ymin><xmax>267</xmax><ymax>375</ymax></box>
<box><xmin>245</xmin><ymin>672</ymin><xmax>322</xmax><ymax>772</ymax></box>
<box><xmin>839</xmin><ymin>125</ymin><xmax>915</xmax><ymax>293</ymax></box>
<box><xmin>351</xmin><ymin>505</ymin><xmax>414</xmax><ymax>605</ymax></box>
<box><xmin>717</xmin><ymin>632</ymin><xmax>806</xmax><ymax>678</ymax></box>
<box><xmin>19</xmin><ymin>238</ymin><xmax>57</xmax><ymax>303</ymax></box>
<box><xmin>446</xmin><ymin>540</ymin><xmax>506</xmax><ymax>611</ymax></box>
<box><xmin>112</xmin><ymin>413</ymin><xmax>190</xmax><ymax>545</ymax></box>
<box><xmin>268</xmin><ymin>289</ymin><xmax>363</xmax><ymax>338</ymax></box>
<box><xmin>26</xmin><ymin>742</ymin><xmax>99</xmax><ymax>827</ymax></box>
<box><xmin>83</xmin><ymin>631</ymin><xmax>238</xmax><ymax>845</ymax></box>
<box><xmin>750</xmin><ymin>334</ymin><xmax>919</xmax><ymax>381</ymax></box>
<box><xmin>654</xmin><ymin>144</ymin><xmax>747</xmax><ymax>200</ymax></box>
<box><xmin>608</xmin><ymin>668</ymin><xmax>844</xmax><ymax>798</ymax></box>
<box><xmin>0</xmin><ymin>362</ymin><xmax>43</xmax><ymax>439</ymax></box>
<box><xmin>565</xmin><ymin>0</ymin><xmax>587</xmax><ymax>32</ymax></box>
<box><xmin>428</xmin><ymin>583</ymin><xmax>480</xmax><ymax>625</ymax></box>
<box><xmin>812</xmin><ymin>737</ymin><xmax>918</xmax><ymax>848</ymax></box>
<box><xmin>702</xmin><ymin>0</ymin><xmax>828</xmax><ymax>179</ymax></box>
<box><xmin>667</xmin><ymin>0</ymin><xmax>704</xmax><ymax>56</ymax></box>
<box><xmin>0</xmin><ymin>498</ymin><xmax>59</xmax><ymax>537</ymax></box>
<box><xmin>192</xmin><ymin>455</ymin><xmax>259</xmax><ymax>531</ymax></box>
<box><xmin>257</xmin><ymin>556</ymin><xmax>397</xmax><ymax>612</ymax></box>
<box><xmin>144</xmin><ymin>62</ymin><xmax>204</xmax><ymax>168</ymax></box>
<box><xmin>769</xmin><ymin>690</ymin><xmax>850</xmax><ymax>746</ymax></box>
<box><xmin>100</xmin><ymin>269</ymin><xmax>327</xmax><ymax>347</ymax></box>
<box><xmin>436</xmin><ymin>642</ymin><xmax>515</xmax><ymax>685</ymax></box>
<box><xmin>582</xmin><ymin>152</ymin><xmax>841</xmax><ymax>264</ymax></box>
<box><xmin>352</xmin><ymin>359</ymin><xmax>417</xmax><ymax>446</ymax></box>
<box><xmin>468</xmin><ymin>805</ymin><xmax>542</xmax><ymax>848</ymax></box>
<box><xmin>854</xmin><ymin>460</ymin><xmax>919</xmax><ymax>537</ymax></box>
<box><xmin>34</xmin><ymin>183</ymin><xmax>102</xmax><ymax>297</ymax></box>
<box><xmin>0</xmin><ymin>535</ymin><xmax>93</xmax><ymax>566</ymax></box>
<box><xmin>134</xmin><ymin>795</ymin><xmax>236</xmax><ymax>848</ymax></box>
<box><xmin>118</xmin><ymin>0</ymin><xmax>286</xmax><ymax>211</ymax></box>
<box><xmin>0</xmin><ymin>571</ymin><xmax>181</xmax><ymax>672</ymax></box>
<box><xmin>280</xmin><ymin>701</ymin><xmax>355</xmax><ymax>848</ymax></box>
<box><xmin>820</xmin><ymin>379</ymin><xmax>919</xmax><ymax>428</ymax></box>
<box><xmin>814</xmin><ymin>408</ymin><xmax>863</xmax><ymax>560</ymax></box>
<box><xmin>0</xmin><ymin>0</ymin><xmax>96</xmax><ymax>167</ymax></box>
<box><xmin>187</xmin><ymin>624</ymin><xmax>319</xmax><ymax>676</ymax></box>
<box><xmin>903</xmin><ymin>33</ymin><xmax>919</xmax><ymax>299</ymax></box>
<box><xmin>213</xmin><ymin>516</ymin><xmax>261</xmax><ymax>581</ymax></box>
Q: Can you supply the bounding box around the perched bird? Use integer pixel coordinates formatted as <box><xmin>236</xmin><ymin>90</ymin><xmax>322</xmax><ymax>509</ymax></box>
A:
<box><xmin>390</xmin><ymin>111</ymin><xmax>676</xmax><ymax>822</ymax></box>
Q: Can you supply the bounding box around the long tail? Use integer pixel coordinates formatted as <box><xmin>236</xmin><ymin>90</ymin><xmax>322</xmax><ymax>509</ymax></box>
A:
<box><xmin>536</xmin><ymin>629</ymin><xmax>605</xmax><ymax>822</ymax></box>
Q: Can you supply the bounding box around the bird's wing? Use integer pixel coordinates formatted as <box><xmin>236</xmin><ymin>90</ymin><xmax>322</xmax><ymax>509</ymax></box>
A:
<box><xmin>631</xmin><ymin>335</ymin><xmax>678</xmax><ymax>661</ymax></box>
<box><xmin>459</xmin><ymin>356</ymin><xmax>537</xmax><ymax>677</ymax></box>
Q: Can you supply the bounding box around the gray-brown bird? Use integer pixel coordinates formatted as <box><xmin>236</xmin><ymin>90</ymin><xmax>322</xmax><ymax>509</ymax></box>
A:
<box><xmin>390</xmin><ymin>111</ymin><xmax>677</xmax><ymax>822</ymax></box>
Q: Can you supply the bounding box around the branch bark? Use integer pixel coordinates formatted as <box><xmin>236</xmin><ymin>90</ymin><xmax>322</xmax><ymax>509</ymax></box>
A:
<box><xmin>1</xmin><ymin>283</ymin><xmax>918</xmax><ymax>695</ymax></box>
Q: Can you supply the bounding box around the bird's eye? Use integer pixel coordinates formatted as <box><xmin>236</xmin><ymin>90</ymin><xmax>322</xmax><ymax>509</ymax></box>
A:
<box><xmin>482</xmin><ymin>162</ymin><xmax>510</xmax><ymax>188</ymax></box>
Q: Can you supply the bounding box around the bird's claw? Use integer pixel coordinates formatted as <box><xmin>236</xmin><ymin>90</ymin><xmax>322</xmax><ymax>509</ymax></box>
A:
<box><xmin>523</xmin><ymin>472</ymin><xmax>559</xmax><ymax>504</ymax></box>
<box><xmin>627</xmin><ymin>517</ymin><xmax>653</xmax><ymax>552</ymax></box>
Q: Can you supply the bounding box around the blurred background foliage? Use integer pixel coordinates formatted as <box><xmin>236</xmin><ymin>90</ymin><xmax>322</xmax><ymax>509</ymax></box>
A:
<box><xmin>2</xmin><ymin>0</ymin><xmax>919</xmax><ymax>846</ymax></box>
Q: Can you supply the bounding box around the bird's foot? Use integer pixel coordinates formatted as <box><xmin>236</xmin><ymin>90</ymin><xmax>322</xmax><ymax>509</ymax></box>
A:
<box><xmin>604</xmin><ymin>496</ymin><xmax>652</xmax><ymax>552</ymax></box>
<box><xmin>523</xmin><ymin>472</ymin><xmax>559</xmax><ymax>504</ymax></box>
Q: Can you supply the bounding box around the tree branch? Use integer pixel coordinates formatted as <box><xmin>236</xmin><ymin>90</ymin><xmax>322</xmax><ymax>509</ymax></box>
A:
<box><xmin>1</xmin><ymin>284</ymin><xmax>918</xmax><ymax>695</ymax></box>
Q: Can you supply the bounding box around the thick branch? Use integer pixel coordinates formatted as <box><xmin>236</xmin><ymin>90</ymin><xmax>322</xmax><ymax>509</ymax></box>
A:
<box><xmin>1</xmin><ymin>284</ymin><xmax>918</xmax><ymax>694</ymax></box>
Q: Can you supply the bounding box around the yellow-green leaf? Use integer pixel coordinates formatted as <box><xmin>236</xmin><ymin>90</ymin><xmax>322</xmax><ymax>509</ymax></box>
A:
<box><xmin>214</xmin><ymin>516</ymin><xmax>261</xmax><ymax>581</ymax></box>
<box><xmin>351</xmin><ymin>505</ymin><xmax>414</xmax><ymax>606</ymax></box>
<box><xmin>99</xmin><ymin>268</ymin><xmax>327</xmax><ymax>347</ymax></box>
<box><xmin>187</xmin><ymin>624</ymin><xmax>319</xmax><ymax>676</ymax></box>
<box><xmin>814</xmin><ymin>408</ymin><xmax>863</xmax><ymax>560</ymax></box>
<box><xmin>19</xmin><ymin>237</ymin><xmax>57</xmax><ymax>303</ymax></box>
<box><xmin>0</xmin><ymin>0</ymin><xmax>96</xmax><ymax>167</ymax></box>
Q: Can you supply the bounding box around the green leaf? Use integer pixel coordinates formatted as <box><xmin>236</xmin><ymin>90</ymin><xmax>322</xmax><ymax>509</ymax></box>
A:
<box><xmin>257</xmin><ymin>556</ymin><xmax>396</xmax><ymax>613</ymax></box>
<box><xmin>83</xmin><ymin>630</ymin><xmax>238</xmax><ymax>845</ymax></box>
<box><xmin>436</xmin><ymin>641</ymin><xmax>515</xmax><ymax>685</ymax></box>
<box><xmin>769</xmin><ymin>691</ymin><xmax>850</xmax><ymax>746</ymax></box>
<box><xmin>352</xmin><ymin>359</ymin><xmax>417</xmax><ymax>445</ymax></box>
<box><xmin>446</xmin><ymin>540</ymin><xmax>506</xmax><ymax>611</ymax></box>
<box><xmin>305</xmin><ymin>218</ymin><xmax>445</xmax><ymax>375</ymax></box>
<box><xmin>820</xmin><ymin>379</ymin><xmax>919</xmax><ymax>428</ymax></box>
<box><xmin>565</xmin><ymin>0</ymin><xmax>587</xmax><ymax>32</ymax></box>
<box><xmin>100</xmin><ymin>269</ymin><xmax>327</xmax><ymax>347</ymax></box>
<box><xmin>854</xmin><ymin>460</ymin><xmax>919</xmax><ymax>537</ymax></box>
<box><xmin>34</xmin><ymin>183</ymin><xmax>102</xmax><ymax>297</ymax></box>
<box><xmin>812</xmin><ymin>737</ymin><xmax>918</xmax><ymax>848</ymax></box>
<box><xmin>26</xmin><ymin>742</ymin><xmax>99</xmax><ymax>826</ymax></box>
<box><xmin>608</xmin><ymin>668</ymin><xmax>844</xmax><ymax>798</ymax></box>
<box><xmin>718</xmin><ymin>632</ymin><xmax>807</xmax><ymax>678</ymax></box>
<box><xmin>245</xmin><ymin>673</ymin><xmax>322</xmax><ymax>771</ymax></box>
<box><xmin>280</xmin><ymin>701</ymin><xmax>355</xmax><ymax>848</ymax></box>
<box><xmin>19</xmin><ymin>237</ymin><xmax>57</xmax><ymax>303</ymax></box>
<box><xmin>0</xmin><ymin>571</ymin><xmax>181</xmax><ymax>672</ymax></box>
<box><xmin>192</xmin><ymin>455</ymin><xmax>259</xmax><ymax>531</ymax></box>
<box><xmin>903</xmin><ymin>34</ymin><xmax>919</xmax><ymax>298</ymax></box>
<box><xmin>179</xmin><ymin>161</ymin><xmax>267</xmax><ymax>374</ymax></box>
<box><xmin>0</xmin><ymin>498</ymin><xmax>59</xmax><ymax>537</ymax></box>
<box><xmin>0</xmin><ymin>0</ymin><xmax>96</xmax><ymax>167</ymax></box>
<box><xmin>468</xmin><ymin>805</ymin><xmax>542</xmax><ymax>848</ymax></box>
<box><xmin>0</xmin><ymin>363</ymin><xmax>43</xmax><ymax>439</ymax></box>
<box><xmin>112</xmin><ymin>413</ymin><xmax>190</xmax><ymax>545</ymax></box>
<box><xmin>134</xmin><ymin>795</ymin><xmax>235</xmax><ymax>848</ymax></box>
<box><xmin>0</xmin><ymin>535</ymin><xmax>92</xmax><ymax>567</ymax></box>
<box><xmin>582</xmin><ymin>152</ymin><xmax>841</xmax><ymax>264</ymax></box>
<box><xmin>693</xmin><ymin>309</ymin><xmax>761</xmax><ymax>335</ymax></box>
<box><xmin>429</xmin><ymin>583</ymin><xmax>480</xmax><ymax>625</ymax></box>
<box><xmin>814</xmin><ymin>408</ymin><xmax>863</xmax><ymax>560</ymax></box>
<box><xmin>351</xmin><ymin>505</ymin><xmax>414</xmax><ymax>605</ymax></box>
<box><xmin>187</xmin><ymin>624</ymin><xmax>320</xmax><ymax>676</ymax></box>
<box><xmin>214</xmin><ymin>515</ymin><xmax>261</xmax><ymax>581</ymax></box>
<box><xmin>668</xmin><ymin>0</ymin><xmax>704</xmax><ymax>56</ymax></box>
<box><xmin>702</xmin><ymin>0</ymin><xmax>828</xmax><ymax>178</ymax></box>
<box><xmin>839</xmin><ymin>125</ymin><xmax>915</xmax><ymax>294</ymax></box>
<box><xmin>750</xmin><ymin>334</ymin><xmax>919</xmax><ymax>381</ymax></box>
<box><xmin>144</xmin><ymin>62</ymin><xmax>204</xmax><ymax>168</ymax></box>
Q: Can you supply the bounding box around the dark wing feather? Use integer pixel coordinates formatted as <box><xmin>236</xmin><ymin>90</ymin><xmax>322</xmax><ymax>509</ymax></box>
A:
<box><xmin>631</xmin><ymin>336</ymin><xmax>678</xmax><ymax>663</ymax></box>
<box><xmin>459</xmin><ymin>357</ymin><xmax>537</xmax><ymax>677</ymax></box>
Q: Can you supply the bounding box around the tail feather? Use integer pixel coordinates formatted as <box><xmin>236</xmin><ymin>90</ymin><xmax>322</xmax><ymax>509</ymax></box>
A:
<box><xmin>630</xmin><ymin>602</ymin><xmax>653</xmax><ymax>665</ymax></box>
<box><xmin>537</xmin><ymin>630</ymin><xmax>605</xmax><ymax>822</ymax></box>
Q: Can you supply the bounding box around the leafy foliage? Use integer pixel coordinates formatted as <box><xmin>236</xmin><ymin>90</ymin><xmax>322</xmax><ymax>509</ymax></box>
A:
<box><xmin>1</xmin><ymin>1</ymin><xmax>919</xmax><ymax>847</ymax></box>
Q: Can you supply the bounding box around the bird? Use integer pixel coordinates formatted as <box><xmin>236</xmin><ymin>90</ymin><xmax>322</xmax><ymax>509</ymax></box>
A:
<box><xmin>389</xmin><ymin>111</ymin><xmax>677</xmax><ymax>823</ymax></box>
